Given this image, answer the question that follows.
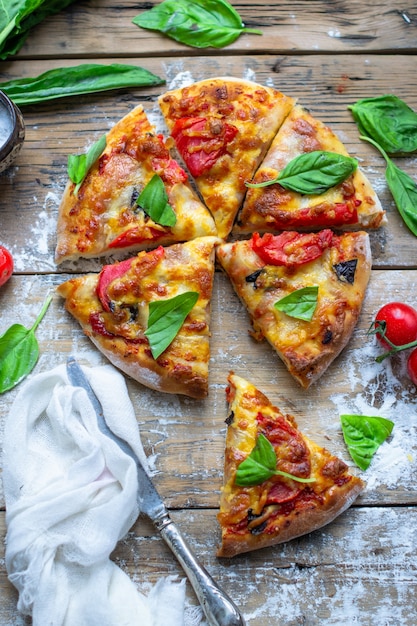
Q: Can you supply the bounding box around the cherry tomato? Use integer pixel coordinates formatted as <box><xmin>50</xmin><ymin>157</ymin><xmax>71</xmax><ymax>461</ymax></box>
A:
<box><xmin>0</xmin><ymin>245</ymin><xmax>13</xmax><ymax>286</ymax></box>
<box><xmin>407</xmin><ymin>348</ymin><xmax>417</xmax><ymax>386</ymax></box>
<box><xmin>375</xmin><ymin>302</ymin><xmax>417</xmax><ymax>348</ymax></box>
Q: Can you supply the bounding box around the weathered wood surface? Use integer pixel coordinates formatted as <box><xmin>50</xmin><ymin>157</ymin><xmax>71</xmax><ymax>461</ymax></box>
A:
<box><xmin>9</xmin><ymin>0</ymin><xmax>417</xmax><ymax>59</ymax></box>
<box><xmin>1</xmin><ymin>0</ymin><xmax>417</xmax><ymax>624</ymax></box>
<box><xmin>1</xmin><ymin>507</ymin><xmax>417</xmax><ymax>625</ymax></box>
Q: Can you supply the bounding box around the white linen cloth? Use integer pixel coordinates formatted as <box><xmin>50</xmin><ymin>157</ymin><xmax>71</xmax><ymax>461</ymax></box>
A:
<box><xmin>2</xmin><ymin>362</ymin><xmax>203</xmax><ymax>626</ymax></box>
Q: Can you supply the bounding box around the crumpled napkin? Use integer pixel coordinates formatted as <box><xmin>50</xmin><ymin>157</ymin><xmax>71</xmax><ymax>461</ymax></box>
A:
<box><xmin>2</xmin><ymin>362</ymin><xmax>201</xmax><ymax>626</ymax></box>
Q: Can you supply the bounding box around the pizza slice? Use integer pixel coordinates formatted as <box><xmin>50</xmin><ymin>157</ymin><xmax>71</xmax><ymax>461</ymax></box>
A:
<box><xmin>158</xmin><ymin>77</ymin><xmax>295</xmax><ymax>239</ymax></box>
<box><xmin>55</xmin><ymin>105</ymin><xmax>217</xmax><ymax>263</ymax></box>
<box><xmin>216</xmin><ymin>229</ymin><xmax>371</xmax><ymax>388</ymax></box>
<box><xmin>237</xmin><ymin>104</ymin><xmax>386</xmax><ymax>233</ymax></box>
<box><xmin>57</xmin><ymin>236</ymin><xmax>220</xmax><ymax>398</ymax></box>
<box><xmin>217</xmin><ymin>373</ymin><xmax>365</xmax><ymax>557</ymax></box>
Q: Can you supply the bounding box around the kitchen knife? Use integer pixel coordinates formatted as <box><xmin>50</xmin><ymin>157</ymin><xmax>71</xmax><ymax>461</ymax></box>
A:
<box><xmin>66</xmin><ymin>357</ymin><xmax>245</xmax><ymax>626</ymax></box>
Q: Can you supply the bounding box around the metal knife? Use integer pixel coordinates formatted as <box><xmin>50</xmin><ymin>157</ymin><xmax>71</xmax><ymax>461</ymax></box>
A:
<box><xmin>66</xmin><ymin>357</ymin><xmax>245</xmax><ymax>626</ymax></box>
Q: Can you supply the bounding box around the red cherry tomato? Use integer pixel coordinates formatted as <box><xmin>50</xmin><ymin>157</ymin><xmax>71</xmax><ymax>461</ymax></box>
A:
<box><xmin>0</xmin><ymin>245</ymin><xmax>13</xmax><ymax>286</ymax></box>
<box><xmin>375</xmin><ymin>302</ymin><xmax>417</xmax><ymax>348</ymax></box>
<box><xmin>407</xmin><ymin>348</ymin><xmax>417</xmax><ymax>385</ymax></box>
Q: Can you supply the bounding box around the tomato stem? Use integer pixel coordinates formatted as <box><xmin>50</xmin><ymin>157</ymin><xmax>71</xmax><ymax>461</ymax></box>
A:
<box><xmin>368</xmin><ymin>319</ymin><xmax>417</xmax><ymax>362</ymax></box>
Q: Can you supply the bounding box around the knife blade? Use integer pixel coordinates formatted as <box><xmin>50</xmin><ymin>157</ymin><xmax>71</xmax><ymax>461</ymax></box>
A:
<box><xmin>66</xmin><ymin>357</ymin><xmax>245</xmax><ymax>626</ymax></box>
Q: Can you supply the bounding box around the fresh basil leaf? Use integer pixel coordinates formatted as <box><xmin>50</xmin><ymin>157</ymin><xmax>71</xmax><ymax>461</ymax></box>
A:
<box><xmin>0</xmin><ymin>64</ymin><xmax>165</xmax><ymax>106</ymax></box>
<box><xmin>0</xmin><ymin>0</ymin><xmax>76</xmax><ymax>60</ymax></box>
<box><xmin>360</xmin><ymin>135</ymin><xmax>417</xmax><ymax>237</ymax></box>
<box><xmin>246</xmin><ymin>151</ymin><xmax>358</xmax><ymax>195</ymax></box>
<box><xmin>340</xmin><ymin>414</ymin><xmax>394</xmax><ymax>470</ymax></box>
<box><xmin>145</xmin><ymin>291</ymin><xmax>199</xmax><ymax>359</ymax></box>
<box><xmin>349</xmin><ymin>95</ymin><xmax>417</xmax><ymax>155</ymax></box>
<box><xmin>235</xmin><ymin>433</ymin><xmax>315</xmax><ymax>486</ymax></box>
<box><xmin>0</xmin><ymin>293</ymin><xmax>52</xmax><ymax>393</ymax></box>
<box><xmin>68</xmin><ymin>134</ymin><xmax>107</xmax><ymax>197</ymax></box>
<box><xmin>137</xmin><ymin>175</ymin><xmax>177</xmax><ymax>227</ymax></box>
<box><xmin>133</xmin><ymin>0</ymin><xmax>262</xmax><ymax>49</ymax></box>
<box><xmin>274</xmin><ymin>286</ymin><xmax>319</xmax><ymax>321</ymax></box>
<box><xmin>385</xmin><ymin>159</ymin><xmax>417</xmax><ymax>237</ymax></box>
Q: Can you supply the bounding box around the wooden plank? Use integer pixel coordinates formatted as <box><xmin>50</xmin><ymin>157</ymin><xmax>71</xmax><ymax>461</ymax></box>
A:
<box><xmin>1</xmin><ymin>507</ymin><xmax>416</xmax><ymax>625</ymax></box>
<box><xmin>9</xmin><ymin>0</ymin><xmax>417</xmax><ymax>59</ymax></box>
<box><xmin>1</xmin><ymin>269</ymin><xmax>416</xmax><ymax>510</ymax></box>
<box><xmin>0</xmin><ymin>54</ymin><xmax>416</xmax><ymax>273</ymax></box>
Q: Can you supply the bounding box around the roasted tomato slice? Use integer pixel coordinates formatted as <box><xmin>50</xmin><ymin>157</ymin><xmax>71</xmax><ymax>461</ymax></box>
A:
<box><xmin>108</xmin><ymin>227</ymin><xmax>165</xmax><ymax>250</ymax></box>
<box><xmin>96</xmin><ymin>256</ymin><xmax>136</xmax><ymax>312</ymax></box>
<box><xmin>251</xmin><ymin>230</ymin><xmax>334</xmax><ymax>267</ymax></box>
<box><xmin>171</xmin><ymin>116</ymin><xmax>238</xmax><ymax>177</ymax></box>
<box><xmin>96</xmin><ymin>246</ymin><xmax>165</xmax><ymax>313</ymax></box>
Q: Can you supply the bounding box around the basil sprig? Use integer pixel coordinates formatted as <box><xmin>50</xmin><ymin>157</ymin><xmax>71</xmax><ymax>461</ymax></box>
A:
<box><xmin>0</xmin><ymin>293</ymin><xmax>53</xmax><ymax>394</ymax></box>
<box><xmin>67</xmin><ymin>135</ymin><xmax>107</xmax><ymax>197</ymax></box>
<box><xmin>361</xmin><ymin>135</ymin><xmax>417</xmax><ymax>237</ymax></box>
<box><xmin>145</xmin><ymin>291</ymin><xmax>199</xmax><ymax>359</ymax></box>
<box><xmin>348</xmin><ymin>95</ymin><xmax>417</xmax><ymax>155</ymax></box>
<box><xmin>0</xmin><ymin>0</ymin><xmax>76</xmax><ymax>60</ymax></box>
<box><xmin>0</xmin><ymin>64</ymin><xmax>165</xmax><ymax>106</ymax></box>
<box><xmin>274</xmin><ymin>286</ymin><xmax>319</xmax><ymax>321</ymax></box>
<box><xmin>133</xmin><ymin>0</ymin><xmax>262</xmax><ymax>49</ymax></box>
<box><xmin>246</xmin><ymin>151</ymin><xmax>358</xmax><ymax>195</ymax></box>
<box><xmin>235</xmin><ymin>433</ymin><xmax>315</xmax><ymax>486</ymax></box>
<box><xmin>137</xmin><ymin>175</ymin><xmax>177</xmax><ymax>227</ymax></box>
<box><xmin>340</xmin><ymin>414</ymin><xmax>394</xmax><ymax>470</ymax></box>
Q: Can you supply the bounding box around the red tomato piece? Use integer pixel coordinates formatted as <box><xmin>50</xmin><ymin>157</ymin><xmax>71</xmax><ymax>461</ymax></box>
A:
<box><xmin>407</xmin><ymin>348</ymin><xmax>417</xmax><ymax>385</ymax></box>
<box><xmin>151</xmin><ymin>156</ymin><xmax>188</xmax><ymax>186</ymax></box>
<box><xmin>171</xmin><ymin>116</ymin><xmax>238</xmax><ymax>177</ymax></box>
<box><xmin>251</xmin><ymin>230</ymin><xmax>334</xmax><ymax>267</ymax></box>
<box><xmin>108</xmin><ymin>227</ymin><xmax>164</xmax><ymax>250</ymax></box>
<box><xmin>96</xmin><ymin>257</ymin><xmax>136</xmax><ymax>312</ymax></box>
<box><xmin>374</xmin><ymin>302</ymin><xmax>417</xmax><ymax>348</ymax></box>
<box><xmin>0</xmin><ymin>245</ymin><xmax>13</xmax><ymax>286</ymax></box>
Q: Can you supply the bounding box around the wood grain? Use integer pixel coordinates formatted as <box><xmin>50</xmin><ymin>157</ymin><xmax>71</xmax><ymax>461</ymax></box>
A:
<box><xmin>1</xmin><ymin>1</ymin><xmax>417</xmax><ymax>623</ymax></box>
<box><xmin>9</xmin><ymin>0</ymin><xmax>417</xmax><ymax>59</ymax></box>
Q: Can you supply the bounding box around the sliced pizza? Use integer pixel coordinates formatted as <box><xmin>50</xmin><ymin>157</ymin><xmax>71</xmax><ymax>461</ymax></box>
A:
<box><xmin>56</xmin><ymin>236</ymin><xmax>220</xmax><ymax>398</ymax></box>
<box><xmin>158</xmin><ymin>77</ymin><xmax>295</xmax><ymax>239</ymax></box>
<box><xmin>55</xmin><ymin>105</ymin><xmax>217</xmax><ymax>263</ymax></box>
<box><xmin>237</xmin><ymin>104</ymin><xmax>386</xmax><ymax>233</ymax></box>
<box><xmin>216</xmin><ymin>229</ymin><xmax>371</xmax><ymax>388</ymax></box>
<box><xmin>217</xmin><ymin>373</ymin><xmax>365</xmax><ymax>557</ymax></box>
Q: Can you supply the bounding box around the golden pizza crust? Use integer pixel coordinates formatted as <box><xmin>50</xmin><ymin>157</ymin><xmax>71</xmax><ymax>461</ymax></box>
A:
<box><xmin>217</xmin><ymin>374</ymin><xmax>365</xmax><ymax>557</ymax></box>
<box><xmin>55</xmin><ymin>105</ymin><xmax>217</xmax><ymax>264</ymax></box>
<box><xmin>216</xmin><ymin>231</ymin><xmax>372</xmax><ymax>388</ymax></box>
<box><xmin>237</xmin><ymin>105</ymin><xmax>386</xmax><ymax>233</ymax></box>
<box><xmin>56</xmin><ymin>236</ymin><xmax>220</xmax><ymax>398</ymax></box>
<box><xmin>159</xmin><ymin>77</ymin><xmax>295</xmax><ymax>238</ymax></box>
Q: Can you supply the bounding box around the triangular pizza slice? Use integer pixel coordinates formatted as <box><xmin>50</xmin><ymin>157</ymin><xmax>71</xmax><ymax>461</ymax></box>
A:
<box><xmin>55</xmin><ymin>105</ymin><xmax>217</xmax><ymax>263</ymax></box>
<box><xmin>57</xmin><ymin>236</ymin><xmax>219</xmax><ymax>398</ymax></box>
<box><xmin>158</xmin><ymin>77</ymin><xmax>295</xmax><ymax>238</ymax></box>
<box><xmin>217</xmin><ymin>373</ymin><xmax>365</xmax><ymax>557</ymax></box>
<box><xmin>216</xmin><ymin>229</ymin><xmax>371</xmax><ymax>388</ymax></box>
<box><xmin>237</xmin><ymin>104</ymin><xmax>386</xmax><ymax>233</ymax></box>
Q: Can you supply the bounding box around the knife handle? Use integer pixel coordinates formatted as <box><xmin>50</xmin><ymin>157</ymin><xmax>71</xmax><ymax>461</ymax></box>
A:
<box><xmin>158</xmin><ymin>518</ymin><xmax>246</xmax><ymax>626</ymax></box>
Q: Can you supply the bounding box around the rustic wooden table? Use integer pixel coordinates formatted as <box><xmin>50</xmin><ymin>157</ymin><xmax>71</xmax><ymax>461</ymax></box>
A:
<box><xmin>1</xmin><ymin>1</ymin><xmax>417</xmax><ymax>624</ymax></box>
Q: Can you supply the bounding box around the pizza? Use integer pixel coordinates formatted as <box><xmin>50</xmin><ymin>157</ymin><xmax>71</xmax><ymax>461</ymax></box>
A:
<box><xmin>158</xmin><ymin>77</ymin><xmax>295</xmax><ymax>239</ymax></box>
<box><xmin>216</xmin><ymin>229</ymin><xmax>371</xmax><ymax>388</ymax></box>
<box><xmin>237</xmin><ymin>104</ymin><xmax>386</xmax><ymax>233</ymax></box>
<box><xmin>56</xmin><ymin>236</ymin><xmax>219</xmax><ymax>398</ymax></box>
<box><xmin>217</xmin><ymin>373</ymin><xmax>365</xmax><ymax>557</ymax></box>
<box><xmin>55</xmin><ymin>105</ymin><xmax>217</xmax><ymax>264</ymax></box>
